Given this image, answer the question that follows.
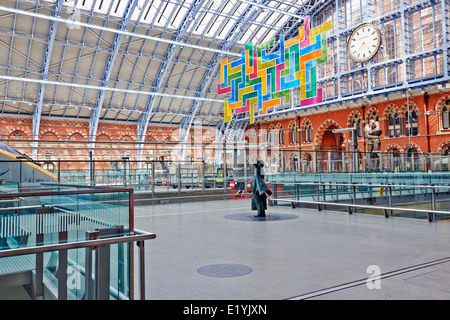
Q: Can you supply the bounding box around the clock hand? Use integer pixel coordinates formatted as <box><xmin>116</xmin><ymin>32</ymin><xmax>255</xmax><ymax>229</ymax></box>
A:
<box><xmin>355</xmin><ymin>42</ymin><xmax>364</xmax><ymax>55</ymax></box>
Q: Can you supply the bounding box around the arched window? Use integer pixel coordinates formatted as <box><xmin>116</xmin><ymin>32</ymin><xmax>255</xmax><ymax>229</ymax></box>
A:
<box><xmin>388</xmin><ymin>148</ymin><xmax>400</xmax><ymax>171</ymax></box>
<box><xmin>278</xmin><ymin>126</ymin><xmax>284</xmax><ymax>146</ymax></box>
<box><xmin>11</xmin><ymin>131</ymin><xmax>23</xmax><ymax>140</ymax></box>
<box><xmin>289</xmin><ymin>124</ymin><xmax>299</xmax><ymax>144</ymax></box>
<box><xmin>42</xmin><ymin>161</ymin><xmax>55</xmax><ymax>172</ymax></box>
<box><xmin>405</xmin><ymin>109</ymin><xmax>418</xmax><ymax>136</ymax></box>
<box><xmin>303</xmin><ymin>121</ymin><xmax>312</xmax><ymax>143</ymax></box>
<box><xmin>442</xmin><ymin>101</ymin><xmax>450</xmax><ymax>129</ymax></box>
<box><xmin>258</xmin><ymin>129</ymin><xmax>266</xmax><ymax>145</ymax></box>
<box><xmin>443</xmin><ymin>145</ymin><xmax>450</xmax><ymax>155</ymax></box>
<box><xmin>406</xmin><ymin>147</ymin><xmax>419</xmax><ymax>170</ymax></box>
<box><xmin>388</xmin><ymin>112</ymin><xmax>401</xmax><ymax>137</ymax></box>
<box><xmin>267</xmin><ymin>129</ymin><xmax>274</xmax><ymax>146</ymax></box>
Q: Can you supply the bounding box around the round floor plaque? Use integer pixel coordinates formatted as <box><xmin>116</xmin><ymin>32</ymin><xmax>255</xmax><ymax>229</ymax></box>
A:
<box><xmin>197</xmin><ymin>264</ymin><xmax>252</xmax><ymax>278</ymax></box>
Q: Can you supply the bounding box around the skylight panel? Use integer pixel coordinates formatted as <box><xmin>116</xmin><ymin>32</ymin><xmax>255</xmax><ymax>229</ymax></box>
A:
<box><xmin>253</xmin><ymin>25</ymin><xmax>269</xmax><ymax>44</ymax></box>
<box><xmin>195</xmin><ymin>12</ymin><xmax>215</xmax><ymax>36</ymax></box>
<box><xmin>142</xmin><ymin>0</ymin><xmax>162</xmax><ymax>24</ymax></box>
<box><xmin>96</xmin><ymin>0</ymin><xmax>113</xmax><ymax>15</ymax></box>
<box><xmin>170</xmin><ymin>4</ymin><xmax>188</xmax><ymax>28</ymax></box>
<box><xmin>130</xmin><ymin>0</ymin><xmax>150</xmax><ymax>21</ymax></box>
<box><xmin>240</xmin><ymin>25</ymin><xmax>256</xmax><ymax>44</ymax></box>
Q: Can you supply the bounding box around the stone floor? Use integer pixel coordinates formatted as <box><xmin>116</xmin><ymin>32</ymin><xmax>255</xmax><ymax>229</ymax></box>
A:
<box><xmin>134</xmin><ymin>198</ymin><xmax>450</xmax><ymax>300</ymax></box>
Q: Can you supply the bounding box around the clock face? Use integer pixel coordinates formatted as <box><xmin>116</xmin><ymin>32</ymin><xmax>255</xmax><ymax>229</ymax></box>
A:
<box><xmin>348</xmin><ymin>23</ymin><xmax>381</xmax><ymax>62</ymax></box>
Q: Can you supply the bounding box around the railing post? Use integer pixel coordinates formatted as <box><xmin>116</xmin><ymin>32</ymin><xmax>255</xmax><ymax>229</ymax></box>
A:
<box><xmin>201</xmin><ymin>161</ymin><xmax>205</xmax><ymax>195</ymax></box>
<box><xmin>388</xmin><ymin>184</ymin><xmax>392</xmax><ymax>217</ymax></box>
<box><xmin>151</xmin><ymin>161</ymin><xmax>155</xmax><ymax>202</ymax></box>
<box><xmin>322</xmin><ymin>183</ymin><xmax>326</xmax><ymax>210</ymax></box>
<box><xmin>352</xmin><ymin>184</ymin><xmax>357</xmax><ymax>213</ymax></box>
<box><xmin>429</xmin><ymin>184</ymin><xmax>436</xmax><ymax>222</ymax></box>
<box><xmin>85</xmin><ymin>230</ymin><xmax>100</xmax><ymax>300</ymax></box>
<box><xmin>137</xmin><ymin>240</ymin><xmax>146</xmax><ymax>300</ymax></box>
<box><xmin>58</xmin><ymin>216</ymin><xmax>68</xmax><ymax>300</ymax></box>
<box><xmin>177</xmin><ymin>164</ymin><xmax>181</xmax><ymax>198</ymax></box>
<box><xmin>122</xmin><ymin>157</ymin><xmax>129</xmax><ymax>187</ymax></box>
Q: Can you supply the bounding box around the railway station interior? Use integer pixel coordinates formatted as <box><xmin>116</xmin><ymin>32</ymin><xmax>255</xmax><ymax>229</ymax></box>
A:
<box><xmin>0</xmin><ymin>0</ymin><xmax>450</xmax><ymax>303</ymax></box>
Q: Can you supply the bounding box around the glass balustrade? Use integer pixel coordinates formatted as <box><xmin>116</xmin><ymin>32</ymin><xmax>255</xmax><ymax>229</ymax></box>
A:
<box><xmin>0</xmin><ymin>186</ymin><xmax>154</xmax><ymax>300</ymax></box>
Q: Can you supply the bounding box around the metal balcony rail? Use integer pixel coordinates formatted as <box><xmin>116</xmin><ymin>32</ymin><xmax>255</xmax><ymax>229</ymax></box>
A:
<box><xmin>0</xmin><ymin>187</ymin><xmax>156</xmax><ymax>300</ymax></box>
<box><xmin>0</xmin><ymin>229</ymin><xmax>155</xmax><ymax>300</ymax></box>
<box><xmin>269</xmin><ymin>182</ymin><xmax>450</xmax><ymax>222</ymax></box>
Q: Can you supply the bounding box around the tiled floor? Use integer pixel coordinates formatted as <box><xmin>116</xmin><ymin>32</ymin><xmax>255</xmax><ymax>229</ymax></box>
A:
<box><xmin>134</xmin><ymin>198</ymin><xmax>450</xmax><ymax>300</ymax></box>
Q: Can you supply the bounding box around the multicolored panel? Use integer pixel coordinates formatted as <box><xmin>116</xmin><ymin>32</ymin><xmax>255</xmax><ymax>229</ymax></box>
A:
<box><xmin>218</xmin><ymin>17</ymin><xmax>332</xmax><ymax>124</ymax></box>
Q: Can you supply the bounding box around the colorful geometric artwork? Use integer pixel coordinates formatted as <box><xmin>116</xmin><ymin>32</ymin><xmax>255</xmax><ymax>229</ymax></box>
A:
<box><xmin>218</xmin><ymin>17</ymin><xmax>332</xmax><ymax>124</ymax></box>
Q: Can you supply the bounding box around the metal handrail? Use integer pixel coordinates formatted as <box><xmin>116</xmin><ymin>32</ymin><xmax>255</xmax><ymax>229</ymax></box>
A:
<box><xmin>270</xmin><ymin>181</ymin><xmax>450</xmax><ymax>190</ymax></box>
<box><xmin>271</xmin><ymin>197</ymin><xmax>450</xmax><ymax>222</ymax></box>
<box><xmin>0</xmin><ymin>186</ymin><xmax>134</xmax><ymax>199</ymax></box>
<box><xmin>269</xmin><ymin>180</ymin><xmax>450</xmax><ymax>222</ymax></box>
<box><xmin>0</xmin><ymin>229</ymin><xmax>155</xmax><ymax>258</ymax></box>
<box><xmin>0</xmin><ymin>229</ymin><xmax>156</xmax><ymax>300</ymax></box>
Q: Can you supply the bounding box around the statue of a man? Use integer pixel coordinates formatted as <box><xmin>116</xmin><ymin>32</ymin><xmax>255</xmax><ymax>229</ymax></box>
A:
<box><xmin>250</xmin><ymin>160</ymin><xmax>272</xmax><ymax>217</ymax></box>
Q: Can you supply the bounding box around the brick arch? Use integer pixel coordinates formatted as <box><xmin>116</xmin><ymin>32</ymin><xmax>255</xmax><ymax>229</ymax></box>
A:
<box><xmin>400</xmin><ymin>100</ymin><xmax>420</xmax><ymax>115</ymax></box>
<box><xmin>437</xmin><ymin>140</ymin><xmax>450</xmax><ymax>153</ymax></box>
<box><xmin>435</xmin><ymin>94</ymin><xmax>450</xmax><ymax>112</ymax></box>
<box><xmin>401</xmin><ymin>142</ymin><xmax>422</xmax><ymax>153</ymax></box>
<box><xmin>118</xmin><ymin>133</ymin><xmax>135</xmax><ymax>142</ymax></box>
<box><xmin>287</xmin><ymin>120</ymin><xmax>298</xmax><ymax>130</ymax></box>
<box><xmin>8</xmin><ymin>128</ymin><xmax>30</xmax><ymax>139</ymax></box>
<box><xmin>67</xmin><ymin>129</ymin><xmax>85</xmax><ymax>140</ymax></box>
<box><xmin>40</xmin><ymin>129</ymin><xmax>58</xmax><ymax>140</ymax></box>
<box><xmin>382</xmin><ymin>103</ymin><xmax>400</xmax><ymax>117</ymax></box>
<box><xmin>365</xmin><ymin>106</ymin><xmax>379</xmax><ymax>121</ymax></box>
<box><xmin>68</xmin><ymin>132</ymin><xmax>85</xmax><ymax>141</ymax></box>
<box><xmin>313</xmin><ymin>119</ymin><xmax>346</xmax><ymax>148</ymax></box>
<box><xmin>347</xmin><ymin>109</ymin><xmax>363</xmax><ymax>127</ymax></box>
<box><xmin>300</xmin><ymin>117</ymin><xmax>313</xmax><ymax>129</ymax></box>
<box><xmin>385</xmin><ymin>143</ymin><xmax>401</xmax><ymax>152</ymax></box>
<box><xmin>96</xmin><ymin>131</ymin><xmax>111</xmax><ymax>141</ymax></box>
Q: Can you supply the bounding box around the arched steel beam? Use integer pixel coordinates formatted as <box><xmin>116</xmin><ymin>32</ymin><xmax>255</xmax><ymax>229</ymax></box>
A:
<box><xmin>178</xmin><ymin>1</ymin><xmax>271</xmax><ymax>159</ymax></box>
<box><xmin>89</xmin><ymin>0</ymin><xmax>140</xmax><ymax>142</ymax></box>
<box><xmin>136</xmin><ymin>0</ymin><xmax>209</xmax><ymax>156</ymax></box>
<box><xmin>0</xmin><ymin>5</ymin><xmax>241</xmax><ymax>57</ymax></box>
<box><xmin>31</xmin><ymin>0</ymin><xmax>64</xmax><ymax>158</ymax></box>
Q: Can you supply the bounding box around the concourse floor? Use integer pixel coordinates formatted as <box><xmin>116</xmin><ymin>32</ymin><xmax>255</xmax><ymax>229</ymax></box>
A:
<box><xmin>134</xmin><ymin>199</ymin><xmax>450</xmax><ymax>300</ymax></box>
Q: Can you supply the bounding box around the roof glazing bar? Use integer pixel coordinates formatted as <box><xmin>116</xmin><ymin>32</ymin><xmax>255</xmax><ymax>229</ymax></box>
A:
<box><xmin>0</xmin><ymin>74</ymin><xmax>223</xmax><ymax>103</ymax></box>
<box><xmin>237</xmin><ymin>0</ymin><xmax>305</xmax><ymax>20</ymax></box>
<box><xmin>0</xmin><ymin>5</ymin><xmax>241</xmax><ymax>58</ymax></box>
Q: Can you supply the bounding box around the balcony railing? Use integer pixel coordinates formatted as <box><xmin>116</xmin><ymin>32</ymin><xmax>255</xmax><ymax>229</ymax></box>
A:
<box><xmin>0</xmin><ymin>186</ymin><xmax>156</xmax><ymax>300</ymax></box>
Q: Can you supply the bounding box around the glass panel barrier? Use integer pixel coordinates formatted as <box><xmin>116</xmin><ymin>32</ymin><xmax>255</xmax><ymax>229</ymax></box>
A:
<box><xmin>269</xmin><ymin>181</ymin><xmax>450</xmax><ymax>221</ymax></box>
<box><xmin>0</xmin><ymin>187</ymin><xmax>144</xmax><ymax>300</ymax></box>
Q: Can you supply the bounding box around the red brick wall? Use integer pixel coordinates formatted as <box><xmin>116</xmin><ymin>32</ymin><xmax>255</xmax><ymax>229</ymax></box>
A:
<box><xmin>245</xmin><ymin>91</ymin><xmax>450</xmax><ymax>155</ymax></box>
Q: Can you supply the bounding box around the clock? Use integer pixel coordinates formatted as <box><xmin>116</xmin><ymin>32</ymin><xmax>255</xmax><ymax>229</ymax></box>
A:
<box><xmin>347</xmin><ymin>23</ymin><xmax>381</xmax><ymax>62</ymax></box>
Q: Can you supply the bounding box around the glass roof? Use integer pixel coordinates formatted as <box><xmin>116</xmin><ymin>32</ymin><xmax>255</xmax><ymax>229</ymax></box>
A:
<box><xmin>0</xmin><ymin>0</ymin><xmax>311</xmax><ymax>131</ymax></box>
<box><xmin>61</xmin><ymin>0</ymin><xmax>306</xmax><ymax>45</ymax></box>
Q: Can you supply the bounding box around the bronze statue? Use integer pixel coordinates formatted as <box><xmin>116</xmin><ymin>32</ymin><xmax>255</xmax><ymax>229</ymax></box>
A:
<box><xmin>364</xmin><ymin>119</ymin><xmax>382</xmax><ymax>152</ymax></box>
<box><xmin>364</xmin><ymin>119</ymin><xmax>382</xmax><ymax>171</ymax></box>
<box><xmin>250</xmin><ymin>160</ymin><xmax>272</xmax><ymax>217</ymax></box>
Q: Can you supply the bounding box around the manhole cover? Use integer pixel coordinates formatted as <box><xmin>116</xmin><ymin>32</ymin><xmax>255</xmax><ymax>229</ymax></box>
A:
<box><xmin>224</xmin><ymin>213</ymin><xmax>298</xmax><ymax>221</ymax></box>
<box><xmin>197</xmin><ymin>264</ymin><xmax>252</xmax><ymax>278</ymax></box>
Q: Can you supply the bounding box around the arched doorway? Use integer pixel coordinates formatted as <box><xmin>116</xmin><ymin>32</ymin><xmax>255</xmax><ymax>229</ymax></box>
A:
<box><xmin>321</xmin><ymin>128</ymin><xmax>345</xmax><ymax>151</ymax></box>
<box><xmin>318</xmin><ymin>125</ymin><xmax>345</xmax><ymax>172</ymax></box>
